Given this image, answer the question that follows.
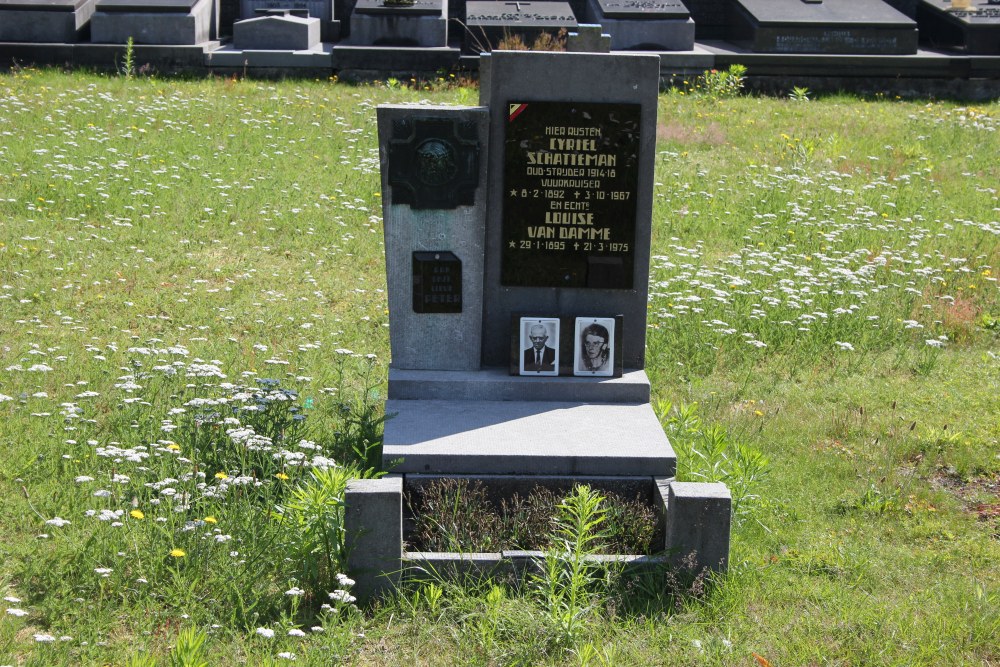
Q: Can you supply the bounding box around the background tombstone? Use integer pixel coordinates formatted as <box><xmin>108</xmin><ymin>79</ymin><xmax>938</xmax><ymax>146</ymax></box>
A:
<box><xmin>463</xmin><ymin>1</ymin><xmax>578</xmax><ymax>51</ymax></box>
<box><xmin>90</xmin><ymin>0</ymin><xmax>219</xmax><ymax>44</ymax></box>
<box><xmin>726</xmin><ymin>0</ymin><xmax>919</xmax><ymax>54</ymax></box>
<box><xmin>917</xmin><ymin>0</ymin><xmax>1000</xmax><ymax>54</ymax></box>
<box><xmin>345</xmin><ymin>0</ymin><xmax>448</xmax><ymax>47</ymax></box>
<box><xmin>0</xmin><ymin>0</ymin><xmax>96</xmax><ymax>42</ymax></box>
<box><xmin>566</xmin><ymin>23</ymin><xmax>611</xmax><ymax>51</ymax></box>
<box><xmin>582</xmin><ymin>0</ymin><xmax>695</xmax><ymax>50</ymax></box>
<box><xmin>232</xmin><ymin>10</ymin><xmax>321</xmax><ymax>49</ymax></box>
<box><xmin>239</xmin><ymin>0</ymin><xmax>338</xmax><ymax>40</ymax></box>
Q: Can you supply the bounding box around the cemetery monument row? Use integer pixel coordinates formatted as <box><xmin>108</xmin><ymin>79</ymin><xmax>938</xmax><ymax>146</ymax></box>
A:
<box><xmin>341</xmin><ymin>50</ymin><xmax>733</xmax><ymax>602</ymax></box>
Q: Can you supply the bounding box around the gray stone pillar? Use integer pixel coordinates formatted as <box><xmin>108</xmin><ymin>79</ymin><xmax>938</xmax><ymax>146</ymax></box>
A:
<box><xmin>344</xmin><ymin>475</ymin><xmax>403</xmax><ymax>604</ymax></box>
<box><xmin>665</xmin><ymin>481</ymin><xmax>731</xmax><ymax>572</ymax></box>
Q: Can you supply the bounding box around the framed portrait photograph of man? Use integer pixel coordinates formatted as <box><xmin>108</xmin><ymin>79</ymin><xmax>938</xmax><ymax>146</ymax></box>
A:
<box><xmin>519</xmin><ymin>317</ymin><xmax>560</xmax><ymax>376</ymax></box>
<box><xmin>573</xmin><ymin>317</ymin><xmax>615</xmax><ymax>377</ymax></box>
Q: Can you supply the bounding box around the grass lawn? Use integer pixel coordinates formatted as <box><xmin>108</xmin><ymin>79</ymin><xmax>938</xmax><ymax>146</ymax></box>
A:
<box><xmin>0</xmin><ymin>67</ymin><xmax>998</xmax><ymax>665</ymax></box>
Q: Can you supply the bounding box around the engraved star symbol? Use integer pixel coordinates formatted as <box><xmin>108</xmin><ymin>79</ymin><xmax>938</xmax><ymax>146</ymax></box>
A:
<box><xmin>509</xmin><ymin>189</ymin><xmax>518</xmax><ymax>197</ymax></box>
<box><xmin>509</xmin><ymin>241</ymin><xmax>516</xmax><ymax>248</ymax></box>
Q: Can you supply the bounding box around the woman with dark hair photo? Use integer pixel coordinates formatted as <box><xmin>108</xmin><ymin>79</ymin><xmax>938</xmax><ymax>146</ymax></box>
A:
<box><xmin>579</xmin><ymin>322</ymin><xmax>610</xmax><ymax>373</ymax></box>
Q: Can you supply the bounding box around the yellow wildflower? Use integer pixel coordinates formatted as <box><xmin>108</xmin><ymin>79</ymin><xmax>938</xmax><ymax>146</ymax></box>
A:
<box><xmin>203</xmin><ymin>516</ymin><xmax>217</xmax><ymax>524</ymax></box>
<box><xmin>275</xmin><ymin>472</ymin><xmax>289</xmax><ymax>481</ymax></box>
<box><xmin>215</xmin><ymin>472</ymin><xmax>228</xmax><ymax>480</ymax></box>
<box><xmin>130</xmin><ymin>509</ymin><xmax>145</xmax><ymax>520</ymax></box>
<box><xmin>170</xmin><ymin>549</ymin><xmax>186</xmax><ymax>558</ymax></box>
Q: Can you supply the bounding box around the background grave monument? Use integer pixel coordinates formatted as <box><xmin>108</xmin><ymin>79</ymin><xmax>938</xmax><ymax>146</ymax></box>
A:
<box><xmin>90</xmin><ymin>0</ymin><xmax>219</xmax><ymax>45</ymax></box>
<box><xmin>917</xmin><ymin>0</ymin><xmax>1000</xmax><ymax>54</ymax></box>
<box><xmin>727</xmin><ymin>0</ymin><xmax>919</xmax><ymax>54</ymax></box>
<box><xmin>581</xmin><ymin>0</ymin><xmax>695</xmax><ymax>50</ymax></box>
<box><xmin>345</xmin><ymin>50</ymin><xmax>732</xmax><ymax>602</ymax></box>
<box><xmin>0</xmin><ymin>0</ymin><xmax>96</xmax><ymax>42</ymax></box>
<box><xmin>344</xmin><ymin>0</ymin><xmax>448</xmax><ymax>47</ymax></box>
<box><xmin>231</xmin><ymin>10</ymin><xmax>321</xmax><ymax>50</ymax></box>
<box><xmin>463</xmin><ymin>1</ymin><xmax>578</xmax><ymax>51</ymax></box>
<box><xmin>239</xmin><ymin>0</ymin><xmax>338</xmax><ymax>40</ymax></box>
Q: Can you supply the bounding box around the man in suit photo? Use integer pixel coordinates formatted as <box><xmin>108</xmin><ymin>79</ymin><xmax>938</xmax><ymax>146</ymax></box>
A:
<box><xmin>523</xmin><ymin>322</ymin><xmax>557</xmax><ymax>372</ymax></box>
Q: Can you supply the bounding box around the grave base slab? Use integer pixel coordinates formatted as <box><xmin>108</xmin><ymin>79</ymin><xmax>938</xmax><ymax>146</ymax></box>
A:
<box><xmin>382</xmin><ymin>399</ymin><xmax>675</xmax><ymax>476</ymax></box>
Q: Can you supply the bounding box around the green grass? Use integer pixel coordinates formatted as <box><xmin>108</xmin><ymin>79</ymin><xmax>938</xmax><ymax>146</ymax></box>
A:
<box><xmin>1</xmin><ymin>67</ymin><xmax>998</xmax><ymax>665</ymax></box>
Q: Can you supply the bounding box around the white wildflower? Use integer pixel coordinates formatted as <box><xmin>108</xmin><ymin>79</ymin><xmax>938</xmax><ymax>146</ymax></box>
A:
<box><xmin>255</xmin><ymin>627</ymin><xmax>275</xmax><ymax>639</ymax></box>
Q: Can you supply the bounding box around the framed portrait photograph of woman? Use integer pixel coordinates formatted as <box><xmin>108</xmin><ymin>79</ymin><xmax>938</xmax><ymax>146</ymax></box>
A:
<box><xmin>573</xmin><ymin>317</ymin><xmax>615</xmax><ymax>377</ymax></box>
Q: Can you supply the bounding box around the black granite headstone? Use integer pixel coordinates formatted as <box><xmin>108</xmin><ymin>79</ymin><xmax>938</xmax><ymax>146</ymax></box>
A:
<box><xmin>464</xmin><ymin>1</ymin><xmax>577</xmax><ymax>51</ymax></box>
<box><xmin>918</xmin><ymin>0</ymin><xmax>1000</xmax><ymax>53</ymax></box>
<box><xmin>728</xmin><ymin>0</ymin><xmax>919</xmax><ymax>54</ymax></box>
<box><xmin>501</xmin><ymin>101</ymin><xmax>640</xmax><ymax>290</ymax></box>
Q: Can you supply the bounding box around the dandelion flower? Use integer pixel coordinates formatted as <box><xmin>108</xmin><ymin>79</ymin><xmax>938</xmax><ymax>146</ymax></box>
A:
<box><xmin>130</xmin><ymin>510</ymin><xmax>145</xmax><ymax>520</ymax></box>
<box><xmin>169</xmin><ymin>549</ymin><xmax>186</xmax><ymax>558</ymax></box>
<box><xmin>255</xmin><ymin>627</ymin><xmax>275</xmax><ymax>639</ymax></box>
<box><xmin>275</xmin><ymin>472</ymin><xmax>289</xmax><ymax>481</ymax></box>
<box><xmin>214</xmin><ymin>472</ymin><xmax>228</xmax><ymax>480</ymax></box>
<box><xmin>203</xmin><ymin>516</ymin><xmax>217</xmax><ymax>524</ymax></box>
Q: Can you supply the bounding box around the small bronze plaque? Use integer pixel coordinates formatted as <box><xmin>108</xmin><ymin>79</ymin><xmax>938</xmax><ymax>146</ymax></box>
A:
<box><xmin>412</xmin><ymin>251</ymin><xmax>462</xmax><ymax>313</ymax></box>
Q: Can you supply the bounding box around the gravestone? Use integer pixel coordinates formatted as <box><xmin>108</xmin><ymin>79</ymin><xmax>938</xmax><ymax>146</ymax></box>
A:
<box><xmin>917</xmin><ymin>0</ymin><xmax>1000</xmax><ymax>53</ymax></box>
<box><xmin>581</xmin><ymin>0</ymin><xmax>695</xmax><ymax>50</ymax></box>
<box><xmin>348</xmin><ymin>50</ymin><xmax>733</xmax><ymax>602</ymax></box>
<box><xmin>345</xmin><ymin>0</ymin><xmax>448</xmax><ymax>47</ymax></box>
<box><xmin>463</xmin><ymin>1</ymin><xmax>578</xmax><ymax>51</ymax></box>
<box><xmin>232</xmin><ymin>10</ymin><xmax>321</xmax><ymax>49</ymax></box>
<box><xmin>0</xmin><ymin>0</ymin><xmax>95</xmax><ymax>42</ymax></box>
<box><xmin>728</xmin><ymin>0</ymin><xmax>919</xmax><ymax>54</ymax></box>
<box><xmin>566</xmin><ymin>23</ymin><xmax>611</xmax><ymax>51</ymax></box>
<box><xmin>682</xmin><ymin>0</ymin><xmax>728</xmax><ymax>39</ymax></box>
<box><xmin>239</xmin><ymin>0</ymin><xmax>338</xmax><ymax>40</ymax></box>
<box><xmin>90</xmin><ymin>0</ymin><xmax>218</xmax><ymax>44</ymax></box>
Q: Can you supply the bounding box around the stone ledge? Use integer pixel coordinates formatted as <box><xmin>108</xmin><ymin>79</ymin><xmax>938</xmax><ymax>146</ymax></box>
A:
<box><xmin>383</xmin><ymin>399</ymin><xmax>675</xmax><ymax>476</ymax></box>
<box><xmin>387</xmin><ymin>366</ymin><xmax>652</xmax><ymax>403</ymax></box>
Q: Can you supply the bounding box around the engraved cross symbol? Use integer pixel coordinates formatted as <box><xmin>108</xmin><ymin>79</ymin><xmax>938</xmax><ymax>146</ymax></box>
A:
<box><xmin>504</xmin><ymin>1</ymin><xmax>525</xmax><ymax>9</ymax></box>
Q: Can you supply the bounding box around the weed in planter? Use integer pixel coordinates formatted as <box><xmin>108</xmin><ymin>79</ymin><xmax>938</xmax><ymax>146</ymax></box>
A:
<box><xmin>407</xmin><ymin>480</ymin><xmax>659</xmax><ymax>554</ymax></box>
